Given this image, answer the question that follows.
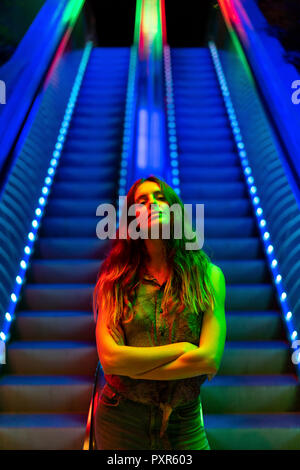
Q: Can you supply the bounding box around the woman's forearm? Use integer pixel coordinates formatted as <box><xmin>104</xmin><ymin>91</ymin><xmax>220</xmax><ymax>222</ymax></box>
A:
<box><xmin>105</xmin><ymin>342</ymin><xmax>192</xmax><ymax>376</ymax></box>
<box><xmin>127</xmin><ymin>348</ymin><xmax>217</xmax><ymax>380</ymax></box>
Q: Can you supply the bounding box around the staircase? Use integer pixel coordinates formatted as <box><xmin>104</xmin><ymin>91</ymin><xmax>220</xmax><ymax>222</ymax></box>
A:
<box><xmin>171</xmin><ymin>47</ymin><xmax>300</xmax><ymax>450</ymax></box>
<box><xmin>0</xmin><ymin>47</ymin><xmax>130</xmax><ymax>450</ymax></box>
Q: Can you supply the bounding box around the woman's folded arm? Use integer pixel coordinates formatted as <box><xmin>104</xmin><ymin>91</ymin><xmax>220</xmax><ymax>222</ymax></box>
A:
<box><xmin>96</xmin><ymin>318</ymin><xmax>196</xmax><ymax>376</ymax></box>
<box><xmin>127</xmin><ymin>346</ymin><xmax>216</xmax><ymax>380</ymax></box>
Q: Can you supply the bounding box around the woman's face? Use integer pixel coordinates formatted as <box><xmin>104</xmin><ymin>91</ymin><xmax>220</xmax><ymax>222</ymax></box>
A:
<box><xmin>133</xmin><ymin>181</ymin><xmax>171</xmax><ymax>236</ymax></box>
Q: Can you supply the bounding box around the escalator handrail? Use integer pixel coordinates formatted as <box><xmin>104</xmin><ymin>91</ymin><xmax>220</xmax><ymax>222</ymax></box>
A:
<box><xmin>217</xmin><ymin>0</ymin><xmax>300</xmax><ymax>207</ymax></box>
<box><xmin>0</xmin><ymin>0</ymin><xmax>85</xmax><ymax>180</ymax></box>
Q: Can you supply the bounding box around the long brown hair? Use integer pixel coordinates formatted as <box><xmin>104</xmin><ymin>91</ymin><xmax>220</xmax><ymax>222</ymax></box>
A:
<box><xmin>93</xmin><ymin>176</ymin><xmax>216</xmax><ymax>327</ymax></box>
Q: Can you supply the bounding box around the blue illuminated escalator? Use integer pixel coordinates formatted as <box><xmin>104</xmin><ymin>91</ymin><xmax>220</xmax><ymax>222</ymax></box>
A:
<box><xmin>171</xmin><ymin>47</ymin><xmax>300</xmax><ymax>450</ymax></box>
<box><xmin>0</xmin><ymin>47</ymin><xmax>129</xmax><ymax>450</ymax></box>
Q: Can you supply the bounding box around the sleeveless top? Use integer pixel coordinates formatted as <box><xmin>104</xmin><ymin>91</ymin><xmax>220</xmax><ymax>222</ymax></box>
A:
<box><xmin>103</xmin><ymin>267</ymin><xmax>208</xmax><ymax>437</ymax></box>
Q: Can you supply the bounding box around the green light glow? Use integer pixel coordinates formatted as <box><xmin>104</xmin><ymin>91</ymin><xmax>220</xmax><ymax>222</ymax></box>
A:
<box><xmin>63</xmin><ymin>0</ymin><xmax>85</xmax><ymax>26</ymax></box>
<box><xmin>218</xmin><ymin>0</ymin><xmax>254</xmax><ymax>83</ymax></box>
<box><xmin>135</xmin><ymin>0</ymin><xmax>163</xmax><ymax>58</ymax></box>
<box><xmin>228</xmin><ymin>26</ymin><xmax>254</xmax><ymax>84</ymax></box>
<box><xmin>134</xmin><ymin>0</ymin><xmax>143</xmax><ymax>45</ymax></box>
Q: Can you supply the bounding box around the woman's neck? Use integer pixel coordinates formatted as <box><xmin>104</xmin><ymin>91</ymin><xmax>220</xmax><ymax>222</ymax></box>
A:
<box><xmin>144</xmin><ymin>239</ymin><xmax>168</xmax><ymax>272</ymax></box>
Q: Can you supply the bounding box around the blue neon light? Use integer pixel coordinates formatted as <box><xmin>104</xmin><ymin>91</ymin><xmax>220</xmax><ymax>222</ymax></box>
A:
<box><xmin>163</xmin><ymin>45</ymin><xmax>180</xmax><ymax>196</ymax></box>
<box><xmin>208</xmin><ymin>40</ymin><xmax>300</xmax><ymax>375</ymax></box>
<box><xmin>0</xmin><ymin>41</ymin><xmax>93</xmax><ymax>343</ymax></box>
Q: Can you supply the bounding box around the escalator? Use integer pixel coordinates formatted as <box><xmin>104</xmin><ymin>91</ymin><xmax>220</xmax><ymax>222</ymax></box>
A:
<box><xmin>0</xmin><ymin>0</ymin><xmax>299</xmax><ymax>452</ymax></box>
<box><xmin>171</xmin><ymin>47</ymin><xmax>299</xmax><ymax>450</ymax></box>
<box><xmin>0</xmin><ymin>47</ymin><xmax>130</xmax><ymax>450</ymax></box>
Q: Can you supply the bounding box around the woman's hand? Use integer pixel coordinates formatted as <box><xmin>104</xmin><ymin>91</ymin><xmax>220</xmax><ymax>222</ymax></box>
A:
<box><xmin>108</xmin><ymin>324</ymin><xmax>126</xmax><ymax>346</ymax></box>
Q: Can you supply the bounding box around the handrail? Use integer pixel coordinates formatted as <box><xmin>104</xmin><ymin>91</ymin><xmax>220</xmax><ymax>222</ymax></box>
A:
<box><xmin>0</xmin><ymin>39</ymin><xmax>92</xmax><ymax>345</ymax></box>
<box><xmin>212</xmin><ymin>1</ymin><xmax>300</xmax><ymax>375</ymax></box>
<box><xmin>0</xmin><ymin>0</ymin><xmax>85</xmax><ymax>178</ymax></box>
<box><xmin>216</xmin><ymin>0</ymin><xmax>300</xmax><ymax>206</ymax></box>
<box><xmin>208</xmin><ymin>40</ymin><xmax>300</xmax><ymax>380</ymax></box>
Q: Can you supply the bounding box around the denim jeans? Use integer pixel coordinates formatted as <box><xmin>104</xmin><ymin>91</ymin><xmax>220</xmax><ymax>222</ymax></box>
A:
<box><xmin>94</xmin><ymin>384</ymin><xmax>211</xmax><ymax>450</ymax></box>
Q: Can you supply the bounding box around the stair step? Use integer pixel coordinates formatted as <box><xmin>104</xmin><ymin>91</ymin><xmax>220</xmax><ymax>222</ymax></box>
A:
<box><xmin>173</xmin><ymin>80</ymin><xmax>220</xmax><ymax>90</ymax></box>
<box><xmin>85</xmin><ymin>65</ymin><xmax>129</xmax><ymax>73</ymax></box>
<box><xmin>20</xmin><ymin>284</ymin><xmax>94</xmax><ymax>311</ymax></box>
<box><xmin>72</xmin><ymin>107</ymin><xmax>124</xmax><ymax>118</ymax></box>
<box><xmin>178</xmin><ymin>152</ymin><xmax>239</xmax><ymax>166</ymax></box>
<box><xmin>54</xmin><ymin>167</ymin><xmax>118</xmax><ymax>184</ymax></box>
<box><xmin>47</xmin><ymin>182</ymin><xmax>116</xmax><ymax>199</ymax></box>
<box><xmin>70</xmin><ymin>115</ymin><xmax>123</xmax><ymax>128</ymax></box>
<box><xmin>182</xmin><ymin>198</ymin><xmax>252</xmax><ymax>217</ymax></box>
<box><xmin>176</xmin><ymin>115</ymin><xmax>230</xmax><ymax>129</ymax></box>
<box><xmin>27</xmin><ymin>260</ymin><xmax>101</xmax><ymax>284</ymax></box>
<box><xmin>203</xmin><ymin>217</ymin><xmax>258</xmax><ymax>237</ymax></box>
<box><xmin>216</xmin><ymin>260</ymin><xmax>270</xmax><ymax>283</ymax></box>
<box><xmin>59</xmin><ymin>151</ymin><xmax>119</xmax><ymax>167</ymax></box>
<box><xmin>226</xmin><ymin>311</ymin><xmax>284</xmax><ymax>340</ymax></box>
<box><xmin>177</xmin><ymin>106</ymin><xmax>227</xmax><ymax>120</ymax></box>
<box><xmin>0</xmin><ymin>413</ymin><xmax>87</xmax><ymax>450</ymax></box>
<box><xmin>181</xmin><ymin>182</ymin><xmax>247</xmax><ymax>198</ymax></box>
<box><xmin>34</xmin><ymin>237</ymin><xmax>111</xmax><ymax>259</ymax></box>
<box><xmin>225</xmin><ymin>285</ymin><xmax>276</xmax><ymax>310</ymax></box>
<box><xmin>33</xmin><ymin>237</ymin><xmax>261</xmax><ymax>260</ymax></box>
<box><xmin>203</xmin><ymin>237</ymin><xmax>263</xmax><ymax>260</ymax></box>
<box><xmin>6</xmin><ymin>341</ymin><xmax>97</xmax><ymax>375</ymax></box>
<box><xmin>45</xmin><ymin>198</ymin><xmax>115</xmax><ymax>217</ymax></box>
<box><xmin>39</xmin><ymin>215</ymin><xmax>257</xmax><ymax>238</ymax></box>
<box><xmin>76</xmin><ymin>98</ymin><xmax>126</xmax><ymax>108</ymax></box>
<box><xmin>0</xmin><ymin>375</ymin><xmax>94</xmax><ymax>412</ymax></box>
<box><xmin>73</xmin><ymin>105</ymin><xmax>125</xmax><ymax>116</ymax></box>
<box><xmin>219</xmin><ymin>341</ymin><xmax>293</xmax><ymax>375</ymax></box>
<box><xmin>14</xmin><ymin>311</ymin><xmax>95</xmax><ymax>341</ymax></box>
<box><xmin>173</xmin><ymin>70</ymin><xmax>217</xmax><ymax>81</ymax></box>
<box><xmin>63</xmin><ymin>139</ymin><xmax>121</xmax><ymax>153</ymax></box>
<box><xmin>39</xmin><ymin>217</ymin><xmax>103</xmax><ymax>237</ymax></box>
<box><xmin>202</xmin><ymin>375</ymin><xmax>299</xmax><ymax>413</ymax></box>
<box><xmin>65</xmin><ymin>127</ymin><xmax>122</xmax><ymax>141</ymax></box>
<box><xmin>204</xmin><ymin>413</ymin><xmax>300</xmax><ymax>450</ymax></box>
<box><xmin>180</xmin><ymin>166</ymin><xmax>242</xmax><ymax>182</ymax></box>
<box><xmin>174</xmin><ymin>95</ymin><xmax>225</xmax><ymax>107</ymax></box>
<box><xmin>19</xmin><ymin>283</ymin><xmax>276</xmax><ymax>314</ymax></box>
<box><xmin>77</xmin><ymin>88</ymin><xmax>126</xmax><ymax>97</ymax></box>
<box><xmin>172</xmin><ymin>47</ymin><xmax>211</xmax><ymax>55</ymax></box>
<box><xmin>46</xmin><ymin>195</ymin><xmax>253</xmax><ymax>220</ymax></box>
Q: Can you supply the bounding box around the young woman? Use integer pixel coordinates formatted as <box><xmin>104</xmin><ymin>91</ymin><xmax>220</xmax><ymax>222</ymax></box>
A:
<box><xmin>93</xmin><ymin>175</ymin><xmax>226</xmax><ymax>450</ymax></box>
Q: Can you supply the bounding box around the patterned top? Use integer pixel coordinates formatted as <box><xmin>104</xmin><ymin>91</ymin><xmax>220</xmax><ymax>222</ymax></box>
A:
<box><xmin>103</xmin><ymin>267</ymin><xmax>207</xmax><ymax>437</ymax></box>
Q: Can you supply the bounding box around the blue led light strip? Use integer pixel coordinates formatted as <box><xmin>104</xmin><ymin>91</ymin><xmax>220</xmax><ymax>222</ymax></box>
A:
<box><xmin>116</xmin><ymin>45</ymin><xmax>138</xmax><ymax>220</ymax></box>
<box><xmin>163</xmin><ymin>45</ymin><xmax>181</xmax><ymax>196</ymax></box>
<box><xmin>0</xmin><ymin>41</ymin><xmax>93</xmax><ymax>343</ymax></box>
<box><xmin>208</xmin><ymin>40</ymin><xmax>300</xmax><ymax>375</ymax></box>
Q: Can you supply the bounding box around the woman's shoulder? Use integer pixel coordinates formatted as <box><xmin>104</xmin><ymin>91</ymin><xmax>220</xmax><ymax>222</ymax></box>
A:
<box><xmin>206</xmin><ymin>263</ymin><xmax>225</xmax><ymax>284</ymax></box>
<box><xmin>207</xmin><ymin>262</ymin><xmax>224</xmax><ymax>280</ymax></box>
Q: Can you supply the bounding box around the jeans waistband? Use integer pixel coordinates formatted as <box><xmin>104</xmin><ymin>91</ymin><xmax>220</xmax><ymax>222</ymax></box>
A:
<box><xmin>105</xmin><ymin>381</ymin><xmax>200</xmax><ymax>411</ymax></box>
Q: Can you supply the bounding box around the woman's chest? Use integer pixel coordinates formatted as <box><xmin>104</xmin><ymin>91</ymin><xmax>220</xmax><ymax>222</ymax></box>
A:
<box><xmin>122</xmin><ymin>286</ymin><xmax>202</xmax><ymax>346</ymax></box>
